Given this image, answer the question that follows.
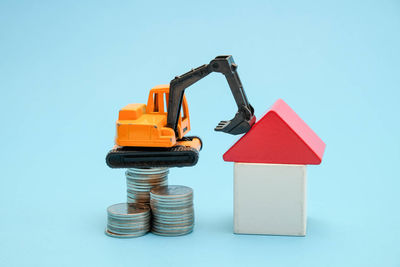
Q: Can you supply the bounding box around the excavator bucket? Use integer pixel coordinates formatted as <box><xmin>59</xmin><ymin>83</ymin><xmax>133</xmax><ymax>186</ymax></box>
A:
<box><xmin>214</xmin><ymin>106</ymin><xmax>256</xmax><ymax>135</ymax></box>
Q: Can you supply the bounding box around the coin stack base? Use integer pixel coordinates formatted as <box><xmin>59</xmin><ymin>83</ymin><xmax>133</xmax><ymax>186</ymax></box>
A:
<box><xmin>126</xmin><ymin>168</ymin><xmax>169</xmax><ymax>205</ymax></box>
<box><xmin>106</xmin><ymin>203</ymin><xmax>151</xmax><ymax>238</ymax></box>
<box><xmin>150</xmin><ymin>185</ymin><xmax>194</xmax><ymax>236</ymax></box>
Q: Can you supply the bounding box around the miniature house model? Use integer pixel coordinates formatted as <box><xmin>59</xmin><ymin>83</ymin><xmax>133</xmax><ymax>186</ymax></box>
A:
<box><xmin>223</xmin><ymin>99</ymin><xmax>326</xmax><ymax>236</ymax></box>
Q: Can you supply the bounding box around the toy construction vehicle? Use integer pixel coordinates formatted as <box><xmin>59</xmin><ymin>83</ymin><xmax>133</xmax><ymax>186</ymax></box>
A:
<box><xmin>106</xmin><ymin>55</ymin><xmax>255</xmax><ymax>168</ymax></box>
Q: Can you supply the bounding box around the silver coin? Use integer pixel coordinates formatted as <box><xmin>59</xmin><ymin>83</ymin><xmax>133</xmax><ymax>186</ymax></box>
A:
<box><xmin>151</xmin><ymin>227</ymin><xmax>193</xmax><ymax>236</ymax></box>
<box><xmin>105</xmin><ymin>229</ymin><xmax>149</xmax><ymax>238</ymax></box>
<box><xmin>126</xmin><ymin>167</ymin><xmax>169</xmax><ymax>176</ymax></box>
<box><xmin>150</xmin><ymin>194</ymin><xmax>192</xmax><ymax>200</ymax></box>
<box><xmin>151</xmin><ymin>207</ymin><xmax>194</xmax><ymax>214</ymax></box>
<box><xmin>153</xmin><ymin>217</ymin><xmax>193</xmax><ymax>223</ymax></box>
<box><xmin>152</xmin><ymin>226</ymin><xmax>193</xmax><ymax>236</ymax></box>
<box><xmin>107</xmin><ymin>218</ymin><xmax>151</xmax><ymax>225</ymax></box>
<box><xmin>107</xmin><ymin>216</ymin><xmax>151</xmax><ymax>224</ymax></box>
<box><xmin>152</xmin><ymin>222</ymin><xmax>194</xmax><ymax>229</ymax></box>
<box><xmin>150</xmin><ymin>185</ymin><xmax>193</xmax><ymax>198</ymax></box>
<box><xmin>150</xmin><ymin>198</ymin><xmax>193</xmax><ymax>204</ymax></box>
<box><xmin>107</xmin><ymin>225</ymin><xmax>150</xmax><ymax>234</ymax></box>
<box><xmin>151</xmin><ymin>204</ymin><xmax>193</xmax><ymax>211</ymax></box>
<box><xmin>107</xmin><ymin>203</ymin><xmax>150</xmax><ymax>217</ymax></box>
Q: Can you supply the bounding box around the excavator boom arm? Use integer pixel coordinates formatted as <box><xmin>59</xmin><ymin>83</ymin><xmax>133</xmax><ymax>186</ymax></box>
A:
<box><xmin>166</xmin><ymin>55</ymin><xmax>255</xmax><ymax>136</ymax></box>
<box><xmin>166</xmin><ymin>64</ymin><xmax>212</xmax><ymax>132</ymax></box>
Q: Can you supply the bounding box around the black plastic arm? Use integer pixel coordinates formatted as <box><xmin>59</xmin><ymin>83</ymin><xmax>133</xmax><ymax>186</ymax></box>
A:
<box><xmin>166</xmin><ymin>55</ymin><xmax>255</xmax><ymax>136</ymax></box>
<box><xmin>209</xmin><ymin>56</ymin><xmax>255</xmax><ymax>134</ymax></box>
<box><xmin>209</xmin><ymin>56</ymin><xmax>250</xmax><ymax>110</ymax></box>
<box><xmin>166</xmin><ymin>64</ymin><xmax>212</xmax><ymax>132</ymax></box>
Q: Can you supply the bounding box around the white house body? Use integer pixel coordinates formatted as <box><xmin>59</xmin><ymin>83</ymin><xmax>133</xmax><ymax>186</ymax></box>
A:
<box><xmin>234</xmin><ymin>163</ymin><xmax>306</xmax><ymax>236</ymax></box>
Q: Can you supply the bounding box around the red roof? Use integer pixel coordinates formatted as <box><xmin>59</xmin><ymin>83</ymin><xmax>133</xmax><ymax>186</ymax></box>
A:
<box><xmin>223</xmin><ymin>99</ymin><xmax>326</xmax><ymax>165</ymax></box>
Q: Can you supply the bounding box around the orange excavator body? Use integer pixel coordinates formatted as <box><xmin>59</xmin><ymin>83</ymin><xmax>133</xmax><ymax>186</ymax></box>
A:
<box><xmin>115</xmin><ymin>84</ymin><xmax>201</xmax><ymax>151</ymax></box>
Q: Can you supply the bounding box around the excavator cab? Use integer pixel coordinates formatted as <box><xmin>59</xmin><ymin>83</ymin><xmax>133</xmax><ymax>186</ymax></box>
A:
<box><xmin>108</xmin><ymin>84</ymin><xmax>201</xmax><ymax>168</ymax></box>
<box><xmin>145</xmin><ymin>85</ymin><xmax>190</xmax><ymax>140</ymax></box>
<box><xmin>115</xmin><ymin>85</ymin><xmax>191</xmax><ymax>148</ymax></box>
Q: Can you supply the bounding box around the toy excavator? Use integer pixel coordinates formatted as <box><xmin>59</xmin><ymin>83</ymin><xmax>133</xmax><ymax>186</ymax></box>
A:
<box><xmin>106</xmin><ymin>55</ymin><xmax>255</xmax><ymax>168</ymax></box>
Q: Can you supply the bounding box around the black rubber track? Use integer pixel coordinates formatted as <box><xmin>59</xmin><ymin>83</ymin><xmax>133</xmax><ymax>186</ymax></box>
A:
<box><xmin>106</xmin><ymin>145</ymin><xmax>199</xmax><ymax>168</ymax></box>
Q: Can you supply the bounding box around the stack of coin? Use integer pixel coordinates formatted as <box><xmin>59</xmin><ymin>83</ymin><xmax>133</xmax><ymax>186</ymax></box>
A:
<box><xmin>126</xmin><ymin>168</ymin><xmax>169</xmax><ymax>204</ymax></box>
<box><xmin>106</xmin><ymin>203</ymin><xmax>151</xmax><ymax>238</ymax></box>
<box><xmin>150</xmin><ymin>185</ymin><xmax>194</xmax><ymax>236</ymax></box>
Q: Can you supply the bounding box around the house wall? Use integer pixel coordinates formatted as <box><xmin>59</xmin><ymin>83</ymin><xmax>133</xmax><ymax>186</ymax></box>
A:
<box><xmin>234</xmin><ymin>163</ymin><xmax>307</xmax><ymax>236</ymax></box>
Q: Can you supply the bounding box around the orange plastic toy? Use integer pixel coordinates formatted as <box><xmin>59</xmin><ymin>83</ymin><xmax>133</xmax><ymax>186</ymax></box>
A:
<box><xmin>106</xmin><ymin>55</ymin><xmax>255</xmax><ymax>168</ymax></box>
<box><xmin>116</xmin><ymin>85</ymin><xmax>199</xmax><ymax>149</ymax></box>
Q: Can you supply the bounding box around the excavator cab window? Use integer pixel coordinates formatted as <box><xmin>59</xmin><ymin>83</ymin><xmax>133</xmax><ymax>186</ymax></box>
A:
<box><xmin>180</xmin><ymin>106</ymin><xmax>186</xmax><ymax>119</ymax></box>
<box><xmin>164</xmin><ymin>94</ymin><xmax>168</xmax><ymax>112</ymax></box>
<box><xmin>153</xmin><ymin>93</ymin><xmax>159</xmax><ymax>112</ymax></box>
<box><xmin>151</xmin><ymin>92</ymin><xmax>167</xmax><ymax>113</ymax></box>
<box><xmin>181</xmin><ymin>96</ymin><xmax>189</xmax><ymax>120</ymax></box>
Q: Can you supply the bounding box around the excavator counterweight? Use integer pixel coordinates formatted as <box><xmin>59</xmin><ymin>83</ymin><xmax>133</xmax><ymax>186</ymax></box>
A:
<box><xmin>106</xmin><ymin>55</ymin><xmax>255</xmax><ymax>168</ymax></box>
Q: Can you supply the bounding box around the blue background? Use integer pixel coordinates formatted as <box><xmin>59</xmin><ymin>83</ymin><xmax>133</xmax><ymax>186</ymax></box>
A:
<box><xmin>1</xmin><ymin>1</ymin><xmax>399</xmax><ymax>266</ymax></box>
